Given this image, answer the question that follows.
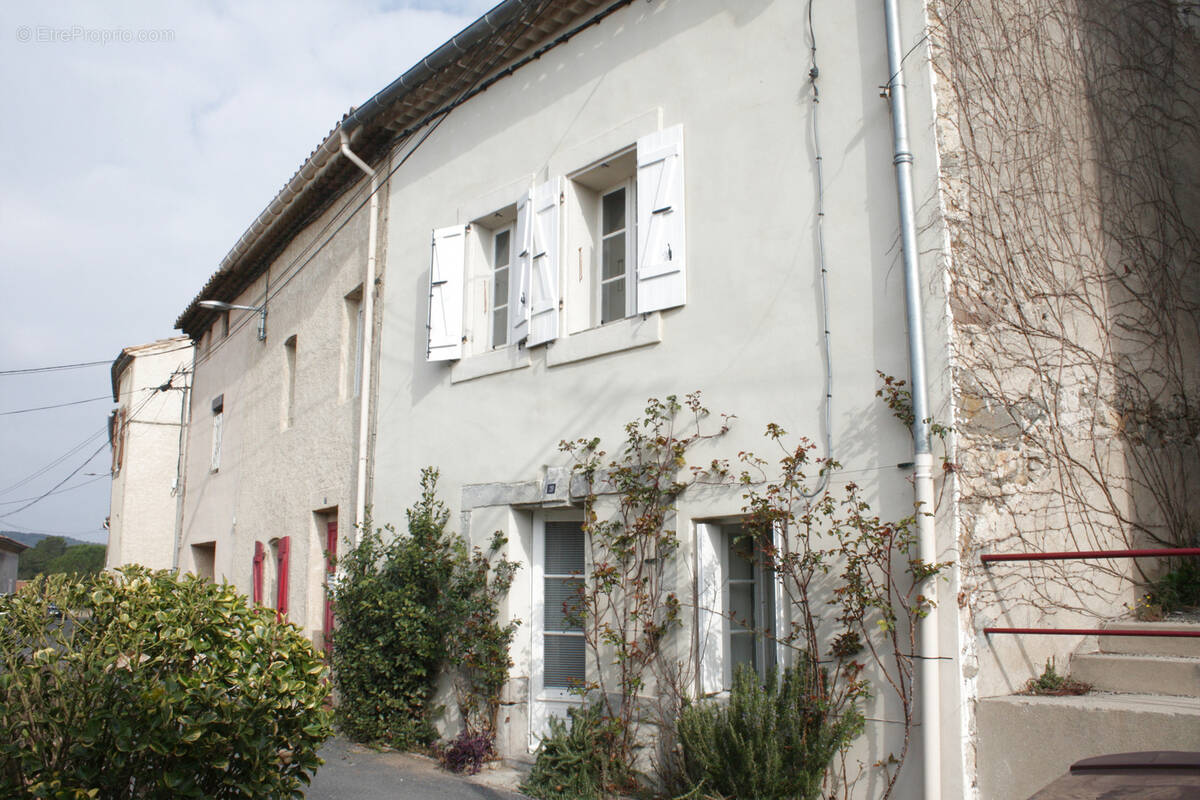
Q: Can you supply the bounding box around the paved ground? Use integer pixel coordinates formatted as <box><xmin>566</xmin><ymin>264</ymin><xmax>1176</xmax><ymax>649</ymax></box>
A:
<box><xmin>306</xmin><ymin>737</ymin><xmax>529</xmax><ymax>800</ymax></box>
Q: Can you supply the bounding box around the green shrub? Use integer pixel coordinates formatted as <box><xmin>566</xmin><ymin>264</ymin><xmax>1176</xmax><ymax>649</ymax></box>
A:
<box><xmin>521</xmin><ymin>703</ymin><xmax>632</xmax><ymax>800</ymax></box>
<box><xmin>676</xmin><ymin>663</ymin><xmax>863</xmax><ymax>800</ymax></box>
<box><xmin>330</xmin><ymin>468</ymin><xmax>517</xmax><ymax>749</ymax></box>
<box><xmin>0</xmin><ymin>567</ymin><xmax>332</xmax><ymax>799</ymax></box>
<box><xmin>1149</xmin><ymin>560</ymin><xmax>1200</xmax><ymax>612</ymax></box>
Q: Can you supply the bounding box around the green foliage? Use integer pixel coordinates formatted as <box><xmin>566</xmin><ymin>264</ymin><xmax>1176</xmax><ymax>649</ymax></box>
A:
<box><xmin>330</xmin><ymin>468</ymin><xmax>517</xmax><ymax>749</ymax></box>
<box><xmin>1148</xmin><ymin>561</ymin><xmax>1200</xmax><ymax>612</ymax></box>
<box><xmin>677</xmin><ymin>663</ymin><xmax>864</xmax><ymax>800</ymax></box>
<box><xmin>18</xmin><ymin>537</ymin><xmax>106</xmax><ymax>580</ymax></box>
<box><xmin>1023</xmin><ymin>658</ymin><xmax>1090</xmax><ymax>696</ymax></box>
<box><xmin>0</xmin><ymin>567</ymin><xmax>332</xmax><ymax>799</ymax></box>
<box><xmin>521</xmin><ymin>704</ymin><xmax>632</xmax><ymax>800</ymax></box>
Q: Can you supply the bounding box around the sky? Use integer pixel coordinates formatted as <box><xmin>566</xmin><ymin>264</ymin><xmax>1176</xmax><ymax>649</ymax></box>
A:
<box><xmin>0</xmin><ymin>0</ymin><xmax>499</xmax><ymax>543</ymax></box>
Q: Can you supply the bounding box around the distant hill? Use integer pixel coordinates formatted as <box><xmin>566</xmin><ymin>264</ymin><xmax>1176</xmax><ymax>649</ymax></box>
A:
<box><xmin>1</xmin><ymin>531</ymin><xmax>95</xmax><ymax>549</ymax></box>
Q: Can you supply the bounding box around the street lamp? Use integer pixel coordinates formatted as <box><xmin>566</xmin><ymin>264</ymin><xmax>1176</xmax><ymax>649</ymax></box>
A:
<box><xmin>198</xmin><ymin>300</ymin><xmax>267</xmax><ymax>341</ymax></box>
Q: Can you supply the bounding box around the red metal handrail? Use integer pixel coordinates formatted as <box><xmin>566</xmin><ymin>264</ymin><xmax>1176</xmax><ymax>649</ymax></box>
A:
<box><xmin>985</xmin><ymin>627</ymin><xmax>1200</xmax><ymax>638</ymax></box>
<box><xmin>981</xmin><ymin>547</ymin><xmax>1200</xmax><ymax>564</ymax></box>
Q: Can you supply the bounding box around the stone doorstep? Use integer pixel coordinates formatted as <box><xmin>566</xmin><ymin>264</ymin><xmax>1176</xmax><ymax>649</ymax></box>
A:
<box><xmin>977</xmin><ymin>692</ymin><xmax>1200</xmax><ymax>800</ymax></box>
<box><xmin>1070</xmin><ymin>651</ymin><xmax>1200</xmax><ymax>698</ymax></box>
<box><xmin>1099</xmin><ymin>620</ymin><xmax>1200</xmax><ymax>659</ymax></box>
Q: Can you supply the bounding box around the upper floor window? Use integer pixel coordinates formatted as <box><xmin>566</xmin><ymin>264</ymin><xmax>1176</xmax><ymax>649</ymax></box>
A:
<box><xmin>424</xmin><ymin>125</ymin><xmax>685</xmax><ymax>363</ymax></box>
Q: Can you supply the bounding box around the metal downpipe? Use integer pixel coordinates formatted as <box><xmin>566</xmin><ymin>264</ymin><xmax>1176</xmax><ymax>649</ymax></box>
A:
<box><xmin>883</xmin><ymin>0</ymin><xmax>941</xmax><ymax>797</ymax></box>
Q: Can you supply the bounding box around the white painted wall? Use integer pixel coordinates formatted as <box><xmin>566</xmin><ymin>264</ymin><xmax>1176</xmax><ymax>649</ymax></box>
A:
<box><xmin>368</xmin><ymin>0</ymin><xmax>958</xmax><ymax>792</ymax></box>
<box><xmin>106</xmin><ymin>337</ymin><xmax>193</xmax><ymax>572</ymax></box>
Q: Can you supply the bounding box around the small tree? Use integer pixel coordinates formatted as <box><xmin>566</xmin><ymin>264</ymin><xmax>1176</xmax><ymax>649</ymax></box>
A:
<box><xmin>330</xmin><ymin>468</ymin><xmax>517</xmax><ymax>754</ymax></box>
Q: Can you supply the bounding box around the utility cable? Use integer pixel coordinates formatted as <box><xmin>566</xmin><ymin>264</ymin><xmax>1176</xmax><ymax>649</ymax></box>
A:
<box><xmin>803</xmin><ymin>0</ymin><xmax>834</xmax><ymax>500</ymax></box>
<box><xmin>0</xmin><ymin>373</ymin><xmax>172</xmax><ymax>498</ymax></box>
<box><xmin>0</xmin><ymin>343</ymin><xmax>191</xmax><ymax>377</ymax></box>
<box><xmin>0</xmin><ymin>359</ymin><xmax>110</xmax><ymax>376</ymax></box>
<box><xmin>0</xmin><ymin>474</ymin><xmax>109</xmax><ymax>507</ymax></box>
<box><xmin>0</xmin><ymin>382</ymin><xmax>180</xmax><ymax>416</ymax></box>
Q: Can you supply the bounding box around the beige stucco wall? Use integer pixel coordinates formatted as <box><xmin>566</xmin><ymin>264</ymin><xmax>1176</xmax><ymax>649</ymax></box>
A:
<box><xmin>368</xmin><ymin>0</ymin><xmax>960</xmax><ymax>793</ymax></box>
<box><xmin>106</xmin><ymin>337</ymin><xmax>193</xmax><ymax>572</ymax></box>
<box><xmin>177</xmin><ymin>173</ymin><xmax>383</xmax><ymax>647</ymax></box>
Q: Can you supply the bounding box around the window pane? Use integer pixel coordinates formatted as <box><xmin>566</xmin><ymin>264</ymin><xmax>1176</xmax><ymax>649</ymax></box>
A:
<box><xmin>602</xmin><ymin>188</ymin><xmax>626</xmax><ymax>236</ymax></box>
<box><xmin>729</xmin><ymin>583</ymin><xmax>755</xmax><ymax>631</ymax></box>
<box><xmin>494</xmin><ymin>265</ymin><xmax>508</xmax><ymax>301</ymax></box>
<box><xmin>545</xmin><ymin>521</ymin><xmax>585</xmax><ymax>574</ymax></box>
<box><xmin>728</xmin><ymin>533</ymin><xmax>754</xmax><ymax>580</ymax></box>
<box><xmin>545</xmin><ymin>577</ymin><xmax>584</xmax><ymax>631</ymax></box>
<box><xmin>602</xmin><ymin>233</ymin><xmax>626</xmax><ymax>280</ymax></box>
<box><xmin>601</xmin><ymin>279</ymin><xmax>626</xmax><ymax>324</ymax></box>
<box><xmin>494</xmin><ymin>229</ymin><xmax>511</xmax><ymax>267</ymax></box>
<box><xmin>730</xmin><ymin>631</ymin><xmax>756</xmax><ymax>673</ymax></box>
<box><xmin>492</xmin><ymin>306</ymin><xmax>507</xmax><ymax>347</ymax></box>
<box><xmin>545</xmin><ymin>634</ymin><xmax>585</xmax><ymax>688</ymax></box>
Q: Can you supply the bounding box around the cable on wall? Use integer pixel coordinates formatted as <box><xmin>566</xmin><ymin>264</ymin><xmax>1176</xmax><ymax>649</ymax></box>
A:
<box><xmin>802</xmin><ymin>0</ymin><xmax>835</xmax><ymax>499</ymax></box>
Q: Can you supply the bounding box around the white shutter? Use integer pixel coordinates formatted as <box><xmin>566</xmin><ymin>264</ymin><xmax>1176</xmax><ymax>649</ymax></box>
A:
<box><xmin>509</xmin><ymin>188</ymin><xmax>533</xmax><ymax>344</ymax></box>
<box><xmin>427</xmin><ymin>225</ymin><xmax>465</xmax><ymax>362</ymax></box>
<box><xmin>527</xmin><ymin>178</ymin><xmax>561</xmax><ymax>346</ymax></box>
<box><xmin>696</xmin><ymin>523</ymin><xmax>724</xmax><ymax>696</ymax></box>
<box><xmin>636</xmin><ymin>125</ymin><xmax>686</xmax><ymax>314</ymax></box>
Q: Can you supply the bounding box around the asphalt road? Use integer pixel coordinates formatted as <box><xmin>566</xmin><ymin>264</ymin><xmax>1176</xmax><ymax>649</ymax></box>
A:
<box><xmin>306</xmin><ymin>738</ymin><xmax>529</xmax><ymax>800</ymax></box>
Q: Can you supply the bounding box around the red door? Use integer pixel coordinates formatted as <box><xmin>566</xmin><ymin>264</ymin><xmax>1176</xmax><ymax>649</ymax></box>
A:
<box><xmin>275</xmin><ymin>536</ymin><xmax>290</xmax><ymax>621</ymax></box>
<box><xmin>324</xmin><ymin>521</ymin><xmax>337</xmax><ymax>656</ymax></box>
<box><xmin>252</xmin><ymin>542</ymin><xmax>264</xmax><ymax>605</ymax></box>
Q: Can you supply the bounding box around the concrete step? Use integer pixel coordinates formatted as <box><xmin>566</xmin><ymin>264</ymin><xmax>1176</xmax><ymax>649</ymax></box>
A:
<box><xmin>1070</xmin><ymin>651</ymin><xmax>1200</xmax><ymax>698</ymax></box>
<box><xmin>1099</xmin><ymin>621</ymin><xmax>1200</xmax><ymax>658</ymax></box>
<box><xmin>978</xmin><ymin>692</ymin><xmax>1200</xmax><ymax>800</ymax></box>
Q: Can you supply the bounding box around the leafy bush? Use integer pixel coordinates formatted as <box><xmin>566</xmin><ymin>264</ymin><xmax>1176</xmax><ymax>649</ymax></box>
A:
<box><xmin>676</xmin><ymin>663</ymin><xmax>863</xmax><ymax>800</ymax></box>
<box><xmin>520</xmin><ymin>703</ymin><xmax>632</xmax><ymax>800</ymax></box>
<box><xmin>330</xmin><ymin>468</ymin><xmax>517</xmax><ymax>750</ymax></box>
<box><xmin>0</xmin><ymin>567</ymin><xmax>332</xmax><ymax>799</ymax></box>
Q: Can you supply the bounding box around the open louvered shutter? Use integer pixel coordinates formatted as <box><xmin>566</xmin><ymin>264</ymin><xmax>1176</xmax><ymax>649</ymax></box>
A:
<box><xmin>427</xmin><ymin>225</ymin><xmax>465</xmax><ymax>361</ymax></box>
<box><xmin>509</xmin><ymin>188</ymin><xmax>533</xmax><ymax>344</ymax></box>
<box><xmin>252</xmin><ymin>541</ymin><xmax>264</xmax><ymax>605</ymax></box>
<box><xmin>527</xmin><ymin>178</ymin><xmax>561</xmax><ymax>346</ymax></box>
<box><xmin>276</xmin><ymin>536</ymin><xmax>290</xmax><ymax>620</ymax></box>
<box><xmin>636</xmin><ymin>125</ymin><xmax>686</xmax><ymax>314</ymax></box>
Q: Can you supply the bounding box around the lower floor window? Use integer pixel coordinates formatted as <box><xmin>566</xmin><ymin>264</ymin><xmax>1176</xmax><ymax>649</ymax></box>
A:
<box><xmin>725</xmin><ymin>525</ymin><xmax>777</xmax><ymax>680</ymax></box>
<box><xmin>543</xmin><ymin>519</ymin><xmax>585</xmax><ymax>689</ymax></box>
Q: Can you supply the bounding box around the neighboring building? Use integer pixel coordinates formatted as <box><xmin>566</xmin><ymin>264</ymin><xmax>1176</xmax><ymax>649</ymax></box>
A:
<box><xmin>165</xmin><ymin>1</ymin><xmax>1200</xmax><ymax>798</ymax></box>
<box><xmin>0</xmin><ymin>535</ymin><xmax>28</xmax><ymax>594</ymax></box>
<box><xmin>172</xmin><ymin>116</ymin><xmax>382</xmax><ymax>651</ymax></box>
<box><xmin>105</xmin><ymin>337</ymin><xmax>193</xmax><ymax>571</ymax></box>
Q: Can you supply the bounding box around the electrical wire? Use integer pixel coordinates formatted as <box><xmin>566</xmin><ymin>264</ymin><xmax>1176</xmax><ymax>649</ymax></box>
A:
<box><xmin>0</xmin><ymin>382</ymin><xmax>178</xmax><ymax>417</ymax></box>
<box><xmin>0</xmin><ymin>395</ymin><xmax>113</xmax><ymax>416</ymax></box>
<box><xmin>0</xmin><ymin>372</ymin><xmax>174</xmax><ymax>498</ymax></box>
<box><xmin>803</xmin><ymin>0</ymin><xmax>834</xmax><ymax>500</ymax></box>
<box><xmin>191</xmin><ymin>0</ymin><xmax>568</xmax><ymax>369</ymax></box>
<box><xmin>0</xmin><ymin>343</ymin><xmax>191</xmax><ymax>377</ymax></box>
<box><xmin>0</xmin><ymin>359</ymin><xmax>110</xmax><ymax>376</ymax></box>
<box><xmin>0</xmin><ymin>474</ymin><xmax>109</xmax><ymax>506</ymax></box>
<box><xmin>0</xmin><ymin>441</ymin><xmax>110</xmax><ymax>521</ymax></box>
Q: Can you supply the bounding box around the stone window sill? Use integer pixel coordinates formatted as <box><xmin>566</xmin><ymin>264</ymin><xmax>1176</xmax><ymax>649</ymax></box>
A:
<box><xmin>546</xmin><ymin>313</ymin><xmax>662</xmax><ymax>367</ymax></box>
